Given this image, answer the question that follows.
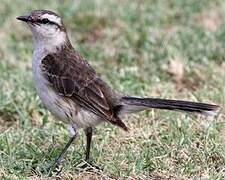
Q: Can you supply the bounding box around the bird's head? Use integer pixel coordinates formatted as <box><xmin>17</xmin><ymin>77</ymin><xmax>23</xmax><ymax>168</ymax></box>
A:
<box><xmin>17</xmin><ymin>10</ymin><xmax>69</xmax><ymax>50</ymax></box>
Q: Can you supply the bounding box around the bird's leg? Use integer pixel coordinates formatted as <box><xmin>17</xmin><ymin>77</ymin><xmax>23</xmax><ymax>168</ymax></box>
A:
<box><xmin>77</xmin><ymin>127</ymin><xmax>101</xmax><ymax>170</ymax></box>
<box><xmin>48</xmin><ymin>126</ymin><xmax>77</xmax><ymax>175</ymax></box>
<box><xmin>84</xmin><ymin>127</ymin><xmax>93</xmax><ymax>162</ymax></box>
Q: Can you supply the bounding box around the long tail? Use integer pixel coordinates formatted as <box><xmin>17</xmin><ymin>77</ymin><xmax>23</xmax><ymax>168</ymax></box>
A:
<box><xmin>118</xmin><ymin>96</ymin><xmax>220</xmax><ymax>116</ymax></box>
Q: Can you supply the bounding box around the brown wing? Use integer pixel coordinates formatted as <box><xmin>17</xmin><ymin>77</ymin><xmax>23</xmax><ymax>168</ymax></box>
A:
<box><xmin>41</xmin><ymin>49</ymin><xmax>127</xmax><ymax>131</ymax></box>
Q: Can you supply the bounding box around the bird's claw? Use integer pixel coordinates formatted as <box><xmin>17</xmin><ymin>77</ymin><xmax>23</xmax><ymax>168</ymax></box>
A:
<box><xmin>45</xmin><ymin>160</ymin><xmax>63</xmax><ymax>176</ymax></box>
<box><xmin>76</xmin><ymin>160</ymin><xmax>102</xmax><ymax>171</ymax></box>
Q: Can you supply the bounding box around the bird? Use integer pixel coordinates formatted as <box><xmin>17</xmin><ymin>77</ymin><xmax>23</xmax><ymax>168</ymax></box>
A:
<box><xmin>17</xmin><ymin>10</ymin><xmax>220</xmax><ymax>173</ymax></box>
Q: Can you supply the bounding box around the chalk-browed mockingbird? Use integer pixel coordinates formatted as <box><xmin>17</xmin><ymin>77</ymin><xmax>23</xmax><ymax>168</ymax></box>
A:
<box><xmin>17</xmin><ymin>10</ymin><xmax>220</xmax><ymax>172</ymax></box>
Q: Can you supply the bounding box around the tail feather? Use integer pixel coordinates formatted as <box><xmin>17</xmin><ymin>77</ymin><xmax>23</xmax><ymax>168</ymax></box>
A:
<box><xmin>118</xmin><ymin>96</ymin><xmax>220</xmax><ymax>116</ymax></box>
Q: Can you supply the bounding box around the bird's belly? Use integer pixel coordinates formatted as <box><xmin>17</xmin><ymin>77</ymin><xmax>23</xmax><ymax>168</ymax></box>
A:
<box><xmin>35</xmin><ymin>78</ymin><xmax>69</xmax><ymax>122</ymax></box>
<box><xmin>33</xmin><ymin>69</ymin><xmax>102</xmax><ymax>129</ymax></box>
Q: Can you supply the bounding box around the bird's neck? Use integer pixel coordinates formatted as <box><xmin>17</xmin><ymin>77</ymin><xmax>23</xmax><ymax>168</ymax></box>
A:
<box><xmin>32</xmin><ymin>32</ymin><xmax>73</xmax><ymax>54</ymax></box>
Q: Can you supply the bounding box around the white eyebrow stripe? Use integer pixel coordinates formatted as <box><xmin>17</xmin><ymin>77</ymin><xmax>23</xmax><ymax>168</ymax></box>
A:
<box><xmin>42</xmin><ymin>14</ymin><xmax>61</xmax><ymax>25</ymax></box>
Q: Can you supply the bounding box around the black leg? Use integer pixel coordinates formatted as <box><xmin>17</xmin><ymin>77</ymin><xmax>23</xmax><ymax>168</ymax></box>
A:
<box><xmin>76</xmin><ymin>127</ymin><xmax>101</xmax><ymax>171</ymax></box>
<box><xmin>48</xmin><ymin>128</ymin><xmax>77</xmax><ymax>175</ymax></box>
<box><xmin>84</xmin><ymin>127</ymin><xmax>92</xmax><ymax>161</ymax></box>
<box><xmin>54</xmin><ymin>135</ymin><xmax>76</xmax><ymax>166</ymax></box>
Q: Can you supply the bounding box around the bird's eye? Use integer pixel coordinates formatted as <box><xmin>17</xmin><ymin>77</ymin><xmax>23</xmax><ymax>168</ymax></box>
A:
<box><xmin>41</xmin><ymin>18</ymin><xmax>50</xmax><ymax>24</ymax></box>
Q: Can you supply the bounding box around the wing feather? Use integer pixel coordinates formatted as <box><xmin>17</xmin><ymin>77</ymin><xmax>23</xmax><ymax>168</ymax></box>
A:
<box><xmin>41</xmin><ymin>50</ymin><xmax>127</xmax><ymax>130</ymax></box>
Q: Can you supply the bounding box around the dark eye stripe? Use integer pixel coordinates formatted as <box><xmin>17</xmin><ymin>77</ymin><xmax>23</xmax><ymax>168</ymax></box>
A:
<box><xmin>35</xmin><ymin>18</ymin><xmax>60</xmax><ymax>27</ymax></box>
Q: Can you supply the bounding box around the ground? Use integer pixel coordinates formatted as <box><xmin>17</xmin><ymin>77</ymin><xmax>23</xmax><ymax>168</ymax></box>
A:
<box><xmin>0</xmin><ymin>0</ymin><xmax>224</xmax><ymax>179</ymax></box>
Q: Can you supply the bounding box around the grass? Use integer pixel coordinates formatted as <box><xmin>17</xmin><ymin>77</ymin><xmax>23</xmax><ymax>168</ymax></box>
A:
<box><xmin>0</xmin><ymin>0</ymin><xmax>225</xmax><ymax>179</ymax></box>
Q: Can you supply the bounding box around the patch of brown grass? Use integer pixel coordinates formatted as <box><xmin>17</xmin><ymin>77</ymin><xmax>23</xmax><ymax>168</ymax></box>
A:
<box><xmin>195</xmin><ymin>8</ymin><xmax>222</xmax><ymax>32</ymax></box>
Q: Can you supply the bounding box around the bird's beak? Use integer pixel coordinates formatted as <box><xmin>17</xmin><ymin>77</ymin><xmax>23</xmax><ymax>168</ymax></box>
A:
<box><xmin>16</xmin><ymin>15</ymin><xmax>30</xmax><ymax>22</ymax></box>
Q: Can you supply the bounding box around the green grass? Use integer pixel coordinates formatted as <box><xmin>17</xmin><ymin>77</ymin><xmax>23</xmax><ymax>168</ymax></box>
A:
<box><xmin>0</xmin><ymin>0</ymin><xmax>225</xmax><ymax>179</ymax></box>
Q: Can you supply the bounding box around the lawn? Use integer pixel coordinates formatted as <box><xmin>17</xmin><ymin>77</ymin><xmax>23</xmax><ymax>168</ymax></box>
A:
<box><xmin>0</xmin><ymin>0</ymin><xmax>225</xmax><ymax>179</ymax></box>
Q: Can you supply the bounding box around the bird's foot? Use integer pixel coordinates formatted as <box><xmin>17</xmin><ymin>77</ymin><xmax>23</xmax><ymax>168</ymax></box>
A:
<box><xmin>53</xmin><ymin>162</ymin><xmax>63</xmax><ymax>176</ymax></box>
<box><xmin>76</xmin><ymin>160</ymin><xmax>102</xmax><ymax>172</ymax></box>
<box><xmin>46</xmin><ymin>160</ymin><xmax>63</xmax><ymax>176</ymax></box>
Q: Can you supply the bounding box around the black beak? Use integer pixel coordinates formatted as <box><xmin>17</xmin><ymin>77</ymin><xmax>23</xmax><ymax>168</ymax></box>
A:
<box><xmin>16</xmin><ymin>15</ymin><xmax>30</xmax><ymax>22</ymax></box>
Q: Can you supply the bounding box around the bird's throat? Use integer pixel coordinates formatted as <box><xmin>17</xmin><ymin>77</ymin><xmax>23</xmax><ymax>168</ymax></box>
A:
<box><xmin>32</xmin><ymin>31</ymin><xmax>69</xmax><ymax>53</ymax></box>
